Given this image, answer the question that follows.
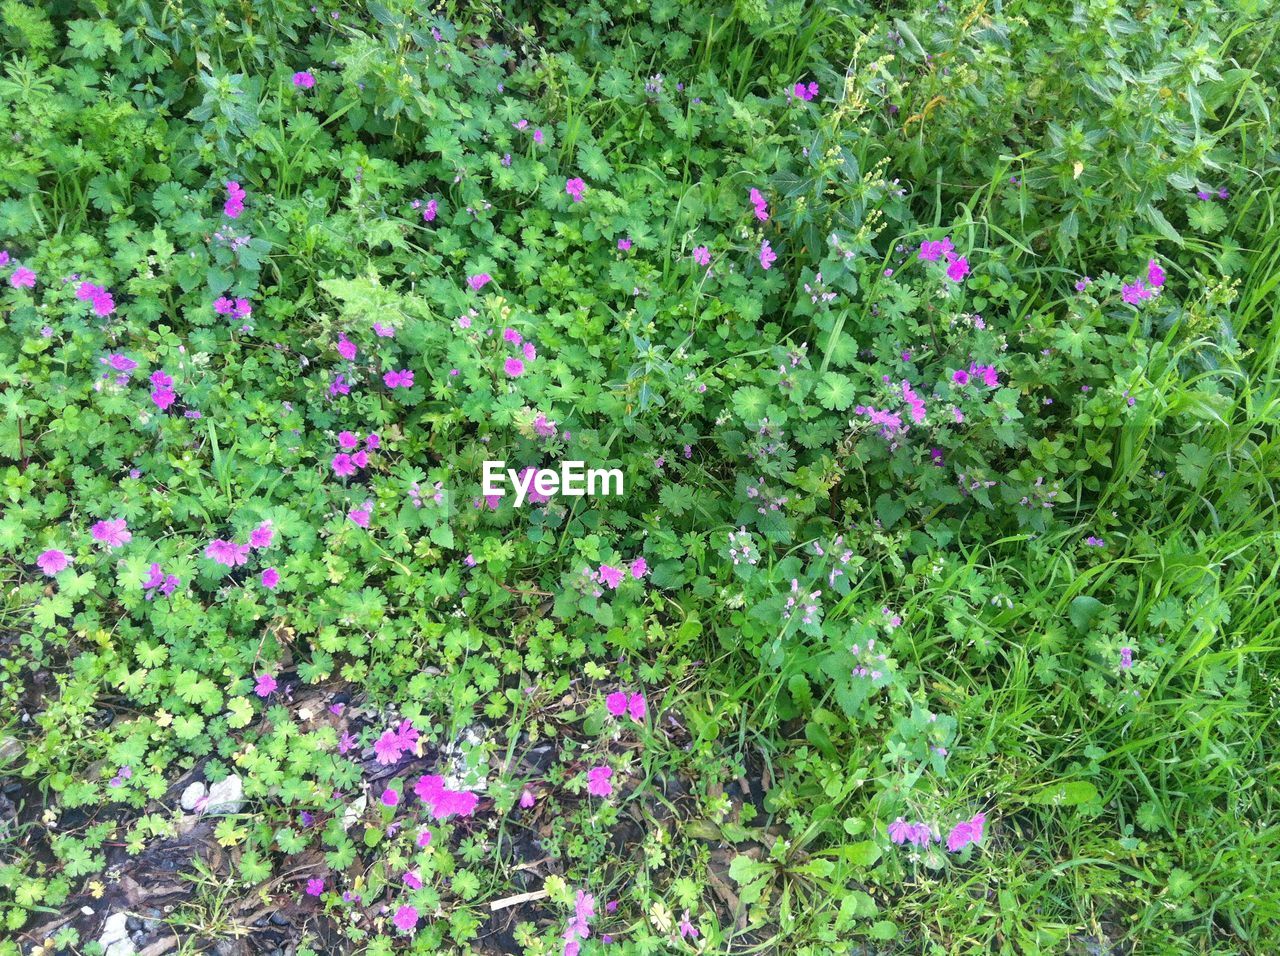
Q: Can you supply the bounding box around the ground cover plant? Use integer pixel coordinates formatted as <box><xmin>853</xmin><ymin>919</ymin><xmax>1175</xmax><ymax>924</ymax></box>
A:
<box><xmin>1</xmin><ymin>0</ymin><xmax>1279</xmax><ymax>953</ymax></box>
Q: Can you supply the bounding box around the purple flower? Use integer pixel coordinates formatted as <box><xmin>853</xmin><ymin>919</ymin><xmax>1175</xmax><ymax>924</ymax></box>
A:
<box><xmin>586</xmin><ymin>765</ymin><xmax>613</xmax><ymax>797</ymax></box>
<box><xmin>292</xmin><ymin>71</ymin><xmax>316</xmax><ymax>89</ymax></box>
<box><xmin>383</xmin><ymin>369</ymin><xmax>414</xmax><ymax>389</ymax></box>
<box><xmin>565</xmin><ymin>177</ymin><xmax>586</xmax><ymax>203</ymax></box>
<box><xmin>36</xmin><ymin>549</ymin><xmax>70</xmax><ymax>576</ymax></box>
<box><xmin>692</xmin><ymin>245</ymin><xmax>711</xmax><ymax>266</ymax></box>
<box><xmin>304</xmin><ymin>877</ymin><xmax>324</xmax><ymax>897</ymax></box>
<box><xmin>224</xmin><ymin>181</ymin><xmax>245</xmax><ymax>219</ymax></box>
<box><xmin>9</xmin><ymin>267</ymin><xmax>35</xmax><ymax>288</ymax></box>
<box><xmin>918</xmin><ymin>238</ymin><xmax>954</xmax><ymax>262</ymax></box>
<box><xmin>205</xmin><ymin>539</ymin><xmax>251</xmax><ymax>567</ymax></box>
<box><xmin>91</xmin><ymin>519</ymin><xmax>131</xmax><ymax>549</ymax></box>
<box><xmin>759</xmin><ymin>239</ymin><xmax>777</xmax><ymax>270</ymax></box>
<box><xmin>255</xmin><ymin>673</ymin><xmax>278</xmax><ymax>697</ymax></box>
<box><xmin>468</xmin><ymin>273</ymin><xmax>492</xmax><ymax>291</ymax></box>
<box><xmin>393</xmin><ymin>904</ymin><xmax>419</xmax><ymax>933</ymax></box>
<box><xmin>945</xmin><ymin>812</ymin><xmax>986</xmax><ymax>852</ymax></box>
<box><xmin>261</xmin><ymin>567</ymin><xmax>281</xmax><ymax>590</ymax></box>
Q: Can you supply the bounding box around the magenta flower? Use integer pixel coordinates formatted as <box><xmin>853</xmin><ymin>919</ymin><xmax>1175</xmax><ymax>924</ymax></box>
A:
<box><xmin>1146</xmin><ymin>258</ymin><xmax>1166</xmax><ymax>288</ymax></box>
<box><xmin>75</xmin><ymin>281</ymin><xmax>116</xmax><ymax>316</ymax></box>
<box><xmin>679</xmin><ymin>910</ymin><xmax>698</xmax><ymax>939</ymax></box>
<box><xmin>519</xmin><ymin>788</ymin><xmax>536</xmax><ymax>808</ymax></box>
<box><xmin>205</xmin><ymin>539</ymin><xmax>251</xmax><ymax>567</ymax></box>
<box><xmin>254</xmin><ymin>673</ymin><xmax>278</xmax><ymax>697</ymax></box>
<box><xmin>504</xmin><ymin>357</ymin><xmax>525</xmax><ymax>378</ymax></box>
<box><xmin>224</xmin><ymin>181</ymin><xmax>245</xmax><ymax>219</ymax></box>
<box><xmin>608</xmin><ymin>690</ymin><xmax>646</xmax><ymax>722</ymax></box>
<box><xmin>1120</xmin><ymin>646</ymin><xmax>1134</xmax><ymax>669</ymax></box>
<box><xmin>414</xmin><ymin>774</ymin><xmax>479</xmax><ymax>820</ymax></box>
<box><xmin>37</xmin><ymin>549</ymin><xmax>70</xmax><ymax>576</ymax></box>
<box><xmin>918</xmin><ymin>237</ymin><xmax>954</xmax><ymax>262</ymax></box>
<box><xmin>952</xmin><ymin>369</ymin><xmax>970</xmax><ymax>386</ymax></box>
<box><xmin>468</xmin><ymin>273</ymin><xmax>492</xmax><ymax>291</ymax></box>
<box><xmin>373</xmin><ymin>322</ymin><xmax>395</xmax><ymax>337</ymax></box>
<box><xmin>91</xmin><ymin>519</ymin><xmax>131</xmax><ymax>549</ymax></box>
<box><xmin>348</xmin><ymin>502</ymin><xmax>372</xmax><ymax>528</ymax></box>
<box><xmin>791</xmin><ymin>80</ymin><xmax>819</xmax><ymax>101</ymax></box>
<box><xmin>759</xmin><ymin>239</ymin><xmax>777</xmax><ymax>270</ymax></box>
<box><xmin>749</xmin><ymin>187</ymin><xmax>769</xmax><ymax>221</ymax></box>
<box><xmin>9</xmin><ymin>267</ymin><xmax>35</xmax><ymax>288</ymax></box>
<box><xmin>617</xmin><ymin>237</ymin><xmax>632</xmax><ymax>251</ymax></box>
<box><xmin>692</xmin><ymin>245</ymin><xmax>711</xmax><ymax>266</ymax></box>
<box><xmin>150</xmin><ymin>368</ymin><xmax>177</xmax><ymax>410</ymax></box>
<box><xmin>261</xmin><ymin>567</ymin><xmax>280</xmax><ymax>589</ymax></box>
<box><xmin>945</xmin><ymin>255</ymin><xmax>970</xmax><ymax>283</ymax></box>
<box><xmin>381</xmin><ymin>787</ymin><xmax>400</xmax><ymax>807</ymax></box>
<box><xmin>533</xmin><ymin>128</ymin><xmax>544</xmax><ymax>145</ymax></box>
<box><xmin>422</xmin><ymin>199</ymin><xmax>438</xmax><ymax>222</ymax></box>
<box><xmin>141</xmin><ymin>562</ymin><xmax>179</xmax><ymax>599</ymax></box>
<box><xmin>945</xmin><ymin>812</ymin><xmax>986</xmax><ymax>852</ymax></box>
<box><xmin>595</xmin><ymin>564</ymin><xmax>623</xmax><ymax>589</ymax></box>
<box><xmin>336</xmin><ymin>333</ymin><xmax>357</xmax><ymax>360</ymax></box>
<box><xmin>565</xmin><ymin>177</ymin><xmax>586</xmax><ymax>203</ymax></box>
<box><xmin>393</xmin><ymin>904</ymin><xmax>419</xmax><ymax>933</ymax></box>
<box><xmin>383</xmin><ymin>369</ymin><xmax>414</xmax><ymax>389</ymax></box>
<box><xmin>629</xmin><ymin>557</ymin><xmax>648</xmax><ymax>580</ymax></box>
<box><xmin>292</xmin><ymin>71</ymin><xmax>316</xmax><ymax>89</ymax></box>
<box><xmin>304</xmin><ymin>877</ymin><xmax>324</xmax><ymax>897</ymax></box>
<box><xmin>586</xmin><ymin>765</ymin><xmax>613</xmax><ymax>797</ymax></box>
<box><xmin>104</xmin><ymin>353</ymin><xmax>138</xmax><ymax>373</ymax></box>
<box><xmin>249</xmin><ymin>521</ymin><xmax>274</xmax><ymax>549</ymax></box>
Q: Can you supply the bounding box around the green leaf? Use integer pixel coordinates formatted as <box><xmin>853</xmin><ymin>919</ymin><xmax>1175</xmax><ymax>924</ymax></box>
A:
<box><xmin>815</xmin><ymin>372</ymin><xmax>855</xmax><ymax>411</ymax></box>
<box><xmin>1031</xmin><ymin>780</ymin><xmax>1099</xmax><ymax>807</ymax></box>
<box><xmin>1068</xmin><ymin>595</ymin><xmax>1105</xmax><ymax>633</ymax></box>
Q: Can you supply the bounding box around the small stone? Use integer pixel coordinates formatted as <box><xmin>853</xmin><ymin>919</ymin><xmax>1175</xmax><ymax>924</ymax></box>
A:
<box><xmin>80</xmin><ymin>905</ymin><xmax>95</xmax><ymax>916</ymax></box>
<box><xmin>0</xmin><ymin>736</ymin><xmax>20</xmax><ymax>762</ymax></box>
<box><xmin>106</xmin><ymin>942</ymin><xmax>138</xmax><ymax>956</ymax></box>
<box><xmin>204</xmin><ymin>775</ymin><xmax>243</xmax><ymax>814</ymax></box>
<box><xmin>99</xmin><ymin>912</ymin><xmax>129</xmax><ymax>948</ymax></box>
<box><xmin>179</xmin><ymin>781</ymin><xmax>207</xmax><ymax>811</ymax></box>
<box><xmin>270</xmin><ymin>913</ymin><xmax>290</xmax><ymax>926</ymax></box>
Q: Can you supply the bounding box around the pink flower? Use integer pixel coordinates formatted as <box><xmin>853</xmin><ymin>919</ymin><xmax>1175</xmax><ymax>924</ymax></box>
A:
<box><xmin>254</xmin><ymin>673</ymin><xmax>278</xmax><ymax>697</ymax></box>
<box><xmin>413</xmin><ymin>774</ymin><xmax>479</xmax><ymax>820</ymax></box>
<box><xmin>596</xmin><ymin>564</ymin><xmax>623</xmax><ymax>589</ymax></box>
<box><xmin>416</xmin><ymin>828</ymin><xmax>433</xmax><ymax>847</ymax></box>
<box><xmin>331</xmin><ymin>453</ymin><xmax>356</xmax><ymax>477</ymax></box>
<box><xmin>606</xmin><ymin>691</ymin><xmax>646</xmax><ymax>723</ymax></box>
<box><xmin>627</xmin><ymin>693</ymin><xmax>647</xmax><ymax>722</ymax></box>
<box><xmin>224</xmin><ymin>181</ymin><xmax>245</xmax><ymax>219</ymax></box>
<box><xmin>678</xmin><ymin>910</ymin><xmax>698</xmax><ymax>939</ymax></box>
<box><xmin>629</xmin><ymin>557</ymin><xmax>648</xmax><ymax>580</ymax></box>
<box><xmin>393</xmin><ymin>904</ymin><xmax>419</xmax><ymax>933</ymax></box>
<box><xmin>519</xmin><ymin>788</ymin><xmax>536</xmax><ymax>808</ymax></box>
<box><xmin>605</xmin><ymin>692</ymin><xmax>628</xmax><ymax>717</ymax></box>
<box><xmin>522</xmin><ymin>341</ymin><xmax>537</xmax><ymax>362</ymax></box>
<box><xmin>381</xmin><ymin>787</ymin><xmax>400</xmax><ymax>807</ymax></box>
<box><xmin>304</xmin><ymin>877</ymin><xmax>324</xmax><ymax>897</ymax></box>
<box><xmin>1146</xmin><ymin>258</ymin><xmax>1166</xmax><ymax>288</ymax></box>
<box><xmin>504</xmin><ymin>357</ymin><xmax>525</xmax><ymax>377</ymax></box>
<box><xmin>205</xmin><ymin>539</ymin><xmax>250</xmax><ymax>567</ymax></box>
<box><xmin>692</xmin><ymin>245</ymin><xmax>711</xmax><ymax>266</ymax></box>
<box><xmin>945</xmin><ymin>812</ymin><xmax>986</xmax><ymax>852</ymax></box>
<box><xmin>10</xmin><ymin>267</ymin><xmax>35</xmax><ymax>288</ymax></box>
<box><xmin>91</xmin><ymin>519</ymin><xmax>131</xmax><ymax>549</ymax></box>
<box><xmin>468</xmin><ymin>273</ymin><xmax>492</xmax><ymax>291</ymax></box>
<box><xmin>749</xmin><ymin>187</ymin><xmax>769</xmax><ymax>221</ymax></box>
<box><xmin>759</xmin><ymin>239</ymin><xmax>777</xmax><ymax>270</ymax></box>
<box><xmin>586</xmin><ymin>765</ymin><xmax>613</xmax><ymax>797</ymax></box>
<box><xmin>261</xmin><ymin>567</ymin><xmax>280</xmax><ymax>589</ymax></box>
<box><xmin>250</xmin><ymin>521</ymin><xmax>275</xmax><ymax>549</ymax></box>
<box><xmin>348</xmin><ymin>502</ymin><xmax>372</xmax><ymax>527</ymax></box>
<box><xmin>918</xmin><ymin>237</ymin><xmax>954</xmax><ymax>262</ymax></box>
<box><xmin>533</xmin><ymin>128</ymin><xmax>544</xmax><ymax>144</ymax></box>
<box><xmin>292</xmin><ymin>71</ymin><xmax>316</xmax><ymax>89</ymax></box>
<box><xmin>76</xmin><ymin>281</ymin><xmax>115</xmax><ymax>316</ymax></box>
<box><xmin>945</xmin><ymin>255</ymin><xmax>970</xmax><ymax>283</ymax></box>
<box><xmin>37</xmin><ymin>549</ymin><xmax>70</xmax><ymax>576</ymax></box>
<box><xmin>104</xmin><ymin>353</ymin><xmax>138</xmax><ymax>373</ymax></box>
<box><xmin>384</xmin><ymin>369</ymin><xmax>414</xmax><ymax>388</ymax></box>
<box><xmin>336</xmin><ymin>333</ymin><xmax>357</xmax><ymax>360</ymax></box>
<box><xmin>617</xmin><ymin>237</ymin><xmax>632</xmax><ymax>251</ymax></box>
<box><xmin>422</xmin><ymin>199</ymin><xmax>438</xmax><ymax>222</ymax></box>
<box><xmin>402</xmin><ymin>869</ymin><xmax>423</xmax><ymax>889</ymax></box>
<box><xmin>373</xmin><ymin>322</ymin><xmax>395</xmax><ymax>337</ymax></box>
<box><xmin>565</xmin><ymin>177</ymin><xmax>586</xmax><ymax>202</ymax></box>
<box><xmin>1122</xmin><ymin>281</ymin><xmax>1152</xmax><ymax>304</ymax></box>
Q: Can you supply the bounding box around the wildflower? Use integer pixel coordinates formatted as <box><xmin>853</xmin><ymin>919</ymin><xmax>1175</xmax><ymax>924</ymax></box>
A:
<box><xmin>224</xmin><ymin>181</ymin><xmax>245</xmax><ymax>219</ymax></box>
<box><xmin>381</xmin><ymin>787</ymin><xmax>400</xmax><ymax>807</ymax></box>
<box><xmin>586</xmin><ymin>765</ymin><xmax>613</xmax><ymax>797</ymax></box>
<box><xmin>104</xmin><ymin>353</ymin><xmax>138</xmax><ymax>373</ymax></box>
<box><xmin>533</xmin><ymin>128</ymin><xmax>544</xmax><ymax>145</ymax></box>
<box><xmin>37</xmin><ymin>549</ymin><xmax>70</xmax><ymax>576</ymax></box>
<box><xmin>945</xmin><ymin>812</ymin><xmax>986</xmax><ymax>852</ymax></box>
<box><xmin>75</xmin><ymin>281</ymin><xmax>115</xmax><ymax>316</ymax></box>
<box><xmin>336</xmin><ymin>333</ymin><xmax>357</xmax><ymax>360</ymax></box>
<box><xmin>1146</xmin><ymin>258</ymin><xmax>1166</xmax><ymax>289</ymax></box>
<box><xmin>759</xmin><ymin>239</ymin><xmax>777</xmax><ymax>270</ymax></box>
<box><xmin>255</xmin><ymin>673</ymin><xmax>278</xmax><ymax>697</ymax></box>
<box><xmin>629</xmin><ymin>557</ymin><xmax>648</xmax><ymax>580</ymax></box>
<box><xmin>403</xmin><ymin>870</ymin><xmax>422</xmax><ymax>889</ymax></box>
<box><xmin>348</xmin><ymin>502</ymin><xmax>372</xmax><ymax>527</ymax></box>
<box><xmin>1075</xmin><ymin>276</ymin><xmax>1092</xmax><ymax>292</ymax></box>
<box><xmin>952</xmin><ymin>369</ymin><xmax>970</xmax><ymax>386</ymax></box>
<box><xmin>305</xmin><ymin>878</ymin><xmax>325</xmax><ymax>896</ymax></box>
<box><xmin>1121</xmin><ymin>281</ymin><xmax>1151</xmax><ymax>304</ymax></box>
<box><xmin>791</xmin><ymin>80</ymin><xmax>819</xmax><ymax>100</ymax></box>
<box><xmin>749</xmin><ymin>187</ymin><xmax>769</xmax><ymax>221</ymax></box>
<box><xmin>417</xmin><ymin>828</ymin><xmax>433</xmax><ymax>847</ymax></box>
<box><xmin>522</xmin><ymin>341</ymin><xmax>537</xmax><ymax>362</ymax></box>
<box><xmin>617</xmin><ymin>237</ymin><xmax>632</xmax><ymax>251</ymax></box>
<box><xmin>519</xmin><ymin>789</ymin><xmax>536</xmax><ymax>808</ymax></box>
<box><xmin>250</xmin><ymin>521</ymin><xmax>275</xmax><ymax>549</ymax></box>
<box><xmin>918</xmin><ymin>238</ymin><xmax>954</xmax><ymax>262</ymax></box>
<box><xmin>692</xmin><ymin>245</ymin><xmax>711</xmax><ymax>266</ymax></box>
<box><xmin>1084</xmin><ymin>536</ymin><xmax>1105</xmax><ymax>548</ymax></box>
<box><xmin>91</xmin><ymin>519</ymin><xmax>131</xmax><ymax>549</ymax></box>
<box><xmin>1120</xmin><ymin>647</ymin><xmax>1134</xmax><ymax>670</ymax></box>
<box><xmin>503</xmin><ymin>327</ymin><xmax>522</xmax><ymax>345</ymax></box>
<box><xmin>678</xmin><ymin>910</ymin><xmax>698</xmax><ymax>940</ymax></box>
<box><xmin>414</xmin><ymin>774</ymin><xmax>479</xmax><ymax>819</ymax></box>
<box><xmin>504</xmin><ymin>357</ymin><xmax>525</xmax><ymax>377</ymax></box>
<box><xmin>261</xmin><ymin>567</ymin><xmax>280</xmax><ymax>589</ymax></box>
<box><xmin>292</xmin><ymin>71</ymin><xmax>316</xmax><ymax>89</ymax></box>
<box><xmin>10</xmin><ymin>267</ymin><xmax>35</xmax><ymax>288</ymax></box>
<box><xmin>605</xmin><ymin>691</ymin><xmax>646</xmax><ymax>722</ymax></box>
<box><xmin>332</xmin><ymin>453</ymin><xmax>356</xmax><ymax>477</ymax></box>
<box><xmin>205</xmin><ymin>539</ymin><xmax>251</xmax><ymax>567</ymax></box>
<box><xmin>468</xmin><ymin>273</ymin><xmax>492</xmax><ymax>291</ymax></box>
<box><xmin>142</xmin><ymin>563</ymin><xmax>179</xmax><ymax>599</ymax></box>
<box><xmin>945</xmin><ymin>255</ymin><xmax>970</xmax><ymax>282</ymax></box>
<box><xmin>596</xmin><ymin>564</ymin><xmax>623</xmax><ymax>589</ymax></box>
<box><xmin>150</xmin><ymin>370</ymin><xmax>176</xmax><ymax>410</ymax></box>
<box><xmin>384</xmin><ymin>369</ymin><xmax>414</xmax><ymax>389</ymax></box>
<box><xmin>565</xmin><ymin>177</ymin><xmax>586</xmax><ymax>202</ymax></box>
